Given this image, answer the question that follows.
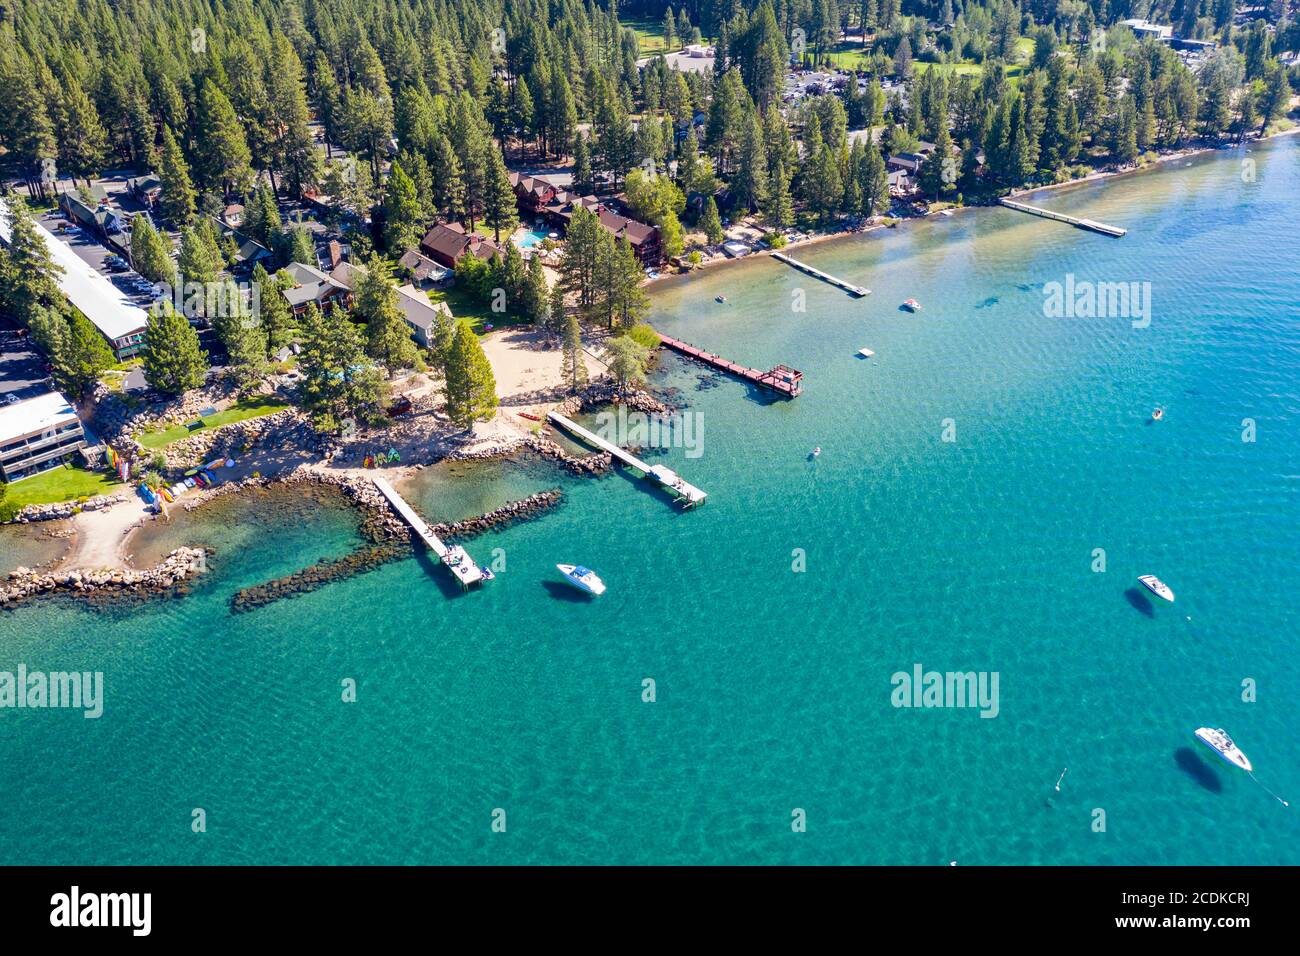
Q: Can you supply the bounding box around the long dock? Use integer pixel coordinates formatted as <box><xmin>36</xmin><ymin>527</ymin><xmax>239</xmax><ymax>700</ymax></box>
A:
<box><xmin>770</xmin><ymin>251</ymin><xmax>870</xmax><ymax>296</ymax></box>
<box><xmin>998</xmin><ymin>198</ymin><xmax>1127</xmax><ymax>237</ymax></box>
<box><xmin>546</xmin><ymin>412</ymin><xmax>707</xmax><ymax>508</ymax></box>
<box><xmin>657</xmin><ymin>334</ymin><xmax>803</xmax><ymax>398</ymax></box>
<box><xmin>371</xmin><ymin>476</ymin><xmax>483</xmax><ymax>587</ymax></box>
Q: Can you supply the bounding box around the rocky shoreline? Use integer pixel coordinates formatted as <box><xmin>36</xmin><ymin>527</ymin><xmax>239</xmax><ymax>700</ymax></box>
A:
<box><xmin>0</xmin><ymin>547</ymin><xmax>209</xmax><ymax>609</ymax></box>
<box><xmin>230</xmin><ymin>488</ymin><xmax>565</xmax><ymax>613</ymax></box>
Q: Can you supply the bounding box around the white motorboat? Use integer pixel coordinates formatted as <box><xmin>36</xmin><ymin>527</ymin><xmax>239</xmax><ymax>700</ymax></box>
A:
<box><xmin>1195</xmin><ymin>727</ymin><xmax>1252</xmax><ymax>772</ymax></box>
<box><xmin>557</xmin><ymin>564</ymin><xmax>606</xmax><ymax>596</ymax></box>
<box><xmin>857</xmin><ymin>348</ymin><xmax>875</xmax><ymax>358</ymax></box>
<box><xmin>1138</xmin><ymin>574</ymin><xmax>1175</xmax><ymax>602</ymax></box>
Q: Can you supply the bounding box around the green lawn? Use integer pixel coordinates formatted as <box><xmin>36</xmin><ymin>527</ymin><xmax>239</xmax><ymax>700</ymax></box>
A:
<box><xmin>427</xmin><ymin>286</ymin><xmax>532</xmax><ymax>335</ymax></box>
<box><xmin>135</xmin><ymin>396</ymin><xmax>291</xmax><ymax>450</ymax></box>
<box><xmin>625</xmin><ymin>18</ymin><xmax>683</xmax><ymax>56</ymax></box>
<box><xmin>2</xmin><ymin>463</ymin><xmax>123</xmax><ymax>515</ymax></box>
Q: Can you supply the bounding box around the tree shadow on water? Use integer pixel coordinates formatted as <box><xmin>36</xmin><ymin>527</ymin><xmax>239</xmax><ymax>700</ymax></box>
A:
<box><xmin>1175</xmin><ymin>747</ymin><xmax>1223</xmax><ymax>794</ymax></box>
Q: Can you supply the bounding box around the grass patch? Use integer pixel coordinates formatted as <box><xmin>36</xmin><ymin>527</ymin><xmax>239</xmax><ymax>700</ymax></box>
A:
<box><xmin>135</xmin><ymin>396</ymin><xmax>291</xmax><ymax>450</ymax></box>
<box><xmin>427</xmin><ymin>286</ymin><xmax>531</xmax><ymax>335</ymax></box>
<box><xmin>2</xmin><ymin>463</ymin><xmax>122</xmax><ymax>514</ymax></box>
<box><xmin>624</xmin><ymin>18</ymin><xmax>683</xmax><ymax>56</ymax></box>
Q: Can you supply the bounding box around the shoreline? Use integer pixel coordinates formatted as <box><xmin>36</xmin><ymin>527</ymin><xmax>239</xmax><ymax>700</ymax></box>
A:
<box><xmin>5</xmin><ymin>130</ymin><xmax>1294</xmax><ymax>601</ymax></box>
<box><xmin>649</xmin><ymin>126</ymin><xmax>1300</xmax><ymax>288</ymax></box>
<box><xmin>0</xmin><ymin>384</ymin><xmax>664</xmax><ymax>607</ymax></box>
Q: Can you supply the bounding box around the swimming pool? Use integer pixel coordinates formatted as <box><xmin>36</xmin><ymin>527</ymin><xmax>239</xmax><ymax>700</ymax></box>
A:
<box><xmin>513</xmin><ymin>229</ymin><xmax>550</xmax><ymax>250</ymax></box>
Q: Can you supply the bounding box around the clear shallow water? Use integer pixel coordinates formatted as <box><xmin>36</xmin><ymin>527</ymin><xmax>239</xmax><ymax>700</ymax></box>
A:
<box><xmin>2</xmin><ymin>141</ymin><xmax>1298</xmax><ymax>864</ymax></box>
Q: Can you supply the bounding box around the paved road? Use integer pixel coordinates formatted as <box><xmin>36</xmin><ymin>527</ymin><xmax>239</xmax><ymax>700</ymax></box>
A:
<box><xmin>0</xmin><ymin>318</ymin><xmax>54</xmax><ymax>401</ymax></box>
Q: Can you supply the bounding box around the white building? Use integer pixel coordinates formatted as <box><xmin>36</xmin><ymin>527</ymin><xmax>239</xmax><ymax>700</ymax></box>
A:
<box><xmin>0</xmin><ymin>197</ymin><xmax>149</xmax><ymax>359</ymax></box>
<box><xmin>1121</xmin><ymin>19</ymin><xmax>1174</xmax><ymax>41</ymax></box>
<box><xmin>0</xmin><ymin>391</ymin><xmax>87</xmax><ymax>481</ymax></box>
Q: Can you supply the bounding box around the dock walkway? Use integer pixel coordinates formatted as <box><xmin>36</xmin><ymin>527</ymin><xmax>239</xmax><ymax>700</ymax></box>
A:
<box><xmin>657</xmin><ymin>334</ymin><xmax>802</xmax><ymax>398</ymax></box>
<box><xmin>770</xmin><ymin>252</ymin><xmax>870</xmax><ymax>296</ymax></box>
<box><xmin>546</xmin><ymin>412</ymin><xmax>707</xmax><ymax>508</ymax></box>
<box><xmin>371</xmin><ymin>476</ymin><xmax>483</xmax><ymax>587</ymax></box>
<box><xmin>998</xmin><ymin>198</ymin><xmax>1127</xmax><ymax>237</ymax></box>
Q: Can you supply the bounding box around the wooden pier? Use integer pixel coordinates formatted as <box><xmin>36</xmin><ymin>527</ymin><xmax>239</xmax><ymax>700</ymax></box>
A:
<box><xmin>657</xmin><ymin>334</ymin><xmax>803</xmax><ymax>398</ymax></box>
<box><xmin>770</xmin><ymin>252</ymin><xmax>870</xmax><ymax>296</ymax></box>
<box><xmin>371</xmin><ymin>476</ymin><xmax>484</xmax><ymax>587</ymax></box>
<box><xmin>998</xmin><ymin>198</ymin><xmax>1127</xmax><ymax>237</ymax></box>
<box><xmin>546</xmin><ymin>412</ymin><xmax>707</xmax><ymax>508</ymax></box>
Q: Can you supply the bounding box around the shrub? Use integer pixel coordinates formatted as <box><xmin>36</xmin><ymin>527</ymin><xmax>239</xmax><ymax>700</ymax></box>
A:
<box><xmin>764</xmin><ymin>231</ymin><xmax>787</xmax><ymax>249</ymax></box>
<box><xmin>624</xmin><ymin>322</ymin><xmax>661</xmax><ymax>349</ymax></box>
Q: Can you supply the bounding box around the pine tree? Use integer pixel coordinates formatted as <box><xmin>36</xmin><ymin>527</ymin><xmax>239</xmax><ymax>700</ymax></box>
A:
<box><xmin>195</xmin><ymin>80</ymin><xmax>253</xmax><ymax>200</ymax></box>
<box><xmin>1112</xmin><ymin>97</ymin><xmax>1139</xmax><ymax>165</ymax></box>
<box><xmin>859</xmin><ymin>145</ymin><xmax>890</xmax><ymax>216</ymax></box>
<box><xmin>482</xmin><ymin>144</ymin><xmax>518</xmax><ymax>242</ymax></box>
<box><xmin>27</xmin><ymin>307</ymin><xmax>69</xmax><ymax>361</ymax></box>
<box><xmin>736</xmin><ymin>110</ymin><xmax>769</xmax><ymax>213</ymax></box>
<box><xmin>53</xmin><ymin>313</ymin><xmax>115</xmax><ymax>398</ymax></box>
<box><xmin>130</xmin><ymin>217</ymin><xmax>174</xmax><ymax>284</ymax></box>
<box><xmin>252</xmin><ymin>264</ymin><xmax>293</xmax><ymax>359</ymax></box>
<box><xmin>354</xmin><ymin>262</ymin><xmax>420</xmax><ymax>374</ymax></box>
<box><xmin>606</xmin><ymin>335</ymin><xmax>651</xmax><ymax>390</ymax></box>
<box><xmin>245</xmin><ymin>182</ymin><xmax>283</xmax><ymax>250</ymax></box>
<box><xmin>765</xmin><ymin>158</ymin><xmax>795</xmax><ymax>227</ymax></box>
<box><xmin>700</xmin><ymin>196</ymin><xmax>725</xmax><ymax>244</ymax></box>
<box><xmin>546</xmin><ymin>282</ymin><xmax>567</xmax><ymax>338</ymax></box>
<box><xmin>298</xmin><ymin>302</ymin><xmax>389</xmax><ymax>430</ymax></box>
<box><xmin>561</xmin><ymin>313</ymin><xmax>588</xmax><ymax>392</ymax></box>
<box><xmin>178</xmin><ymin>225</ymin><xmax>219</xmax><ymax>287</ymax></box>
<box><xmin>267</xmin><ymin>31</ymin><xmax>322</xmax><ymax>197</ymax></box>
<box><xmin>443</xmin><ymin>321</ymin><xmax>498</xmax><ymax>428</ymax></box>
<box><xmin>431</xmin><ymin>134</ymin><xmax>466</xmax><ymax>221</ymax></box>
<box><xmin>55</xmin><ymin>71</ymin><xmax>109</xmax><ymax>186</ymax></box>
<box><xmin>571</xmin><ymin>133</ymin><xmax>595</xmax><ymax>194</ymax></box>
<box><xmin>1</xmin><ymin>196</ymin><xmax>63</xmax><ymax>321</ymax></box>
<box><xmin>158</xmin><ymin>126</ymin><xmax>197</xmax><ymax>226</ymax></box>
<box><xmin>281</xmin><ymin>227</ymin><xmax>316</xmax><ymax>267</ymax></box>
<box><xmin>225</xmin><ymin>318</ymin><xmax>269</xmax><ymax>392</ymax></box>
<box><xmin>383</xmin><ymin>161</ymin><xmax>424</xmax><ymax>252</ymax></box>
<box><xmin>142</xmin><ymin>301</ymin><xmax>208</xmax><ymax>394</ymax></box>
<box><xmin>522</xmin><ymin>254</ymin><xmax>549</xmax><ymax>325</ymax></box>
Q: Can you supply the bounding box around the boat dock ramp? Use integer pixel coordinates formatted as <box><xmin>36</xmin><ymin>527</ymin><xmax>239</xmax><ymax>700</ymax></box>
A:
<box><xmin>770</xmin><ymin>252</ymin><xmax>870</xmax><ymax>296</ymax></box>
<box><xmin>998</xmin><ymin>198</ymin><xmax>1127</xmax><ymax>237</ymax></box>
<box><xmin>546</xmin><ymin>412</ymin><xmax>707</xmax><ymax>508</ymax></box>
<box><xmin>371</xmin><ymin>476</ymin><xmax>483</xmax><ymax>588</ymax></box>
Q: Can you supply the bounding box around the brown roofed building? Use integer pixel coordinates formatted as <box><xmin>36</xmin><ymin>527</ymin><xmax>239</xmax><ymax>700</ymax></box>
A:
<box><xmin>418</xmin><ymin>222</ymin><xmax>503</xmax><ymax>269</ymax></box>
<box><xmin>541</xmin><ymin>194</ymin><xmax>661</xmax><ymax>265</ymax></box>
<box><xmin>508</xmin><ymin>172</ymin><xmax>560</xmax><ymax>215</ymax></box>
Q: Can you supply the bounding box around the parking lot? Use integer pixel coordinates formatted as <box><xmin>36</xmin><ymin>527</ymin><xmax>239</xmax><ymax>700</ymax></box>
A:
<box><xmin>0</xmin><ymin>317</ymin><xmax>54</xmax><ymax>403</ymax></box>
<box><xmin>38</xmin><ymin>211</ymin><xmax>160</xmax><ymax>308</ymax></box>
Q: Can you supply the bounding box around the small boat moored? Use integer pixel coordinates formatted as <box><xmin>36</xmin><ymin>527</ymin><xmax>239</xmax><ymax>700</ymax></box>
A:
<box><xmin>809</xmin><ymin>446</ymin><xmax>821</xmax><ymax>459</ymax></box>
<box><xmin>901</xmin><ymin>298</ymin><xmax>921</xmax><ymax>312</ymax></box>
<box><xmin>1138</xmin><ymin>574</ymin><xmax>1175</xmax><ymax>602</ymax></box>
<box><xmin>1195</xmin><ymin>727</ymin><xmax>1252</xmax><ymax>772</ymax></box>
<box><xmin>1152</xmin><ymin>408</ymin><xmax>1163</xmax><ymax>421</ymax></box>
<box><xmin>557</xmin><ymin>564</ymin><xmax>606</xmax><ymax>596</ymax></box>
<box><xmin>857</xmin><ymin>348</ymin><xmax>875</xmax><ymax>358</ymax></box>
<box><xmin>715</xmin><ymin>295</ymin><xmax>728</xmax><ymax>303</ymax></box>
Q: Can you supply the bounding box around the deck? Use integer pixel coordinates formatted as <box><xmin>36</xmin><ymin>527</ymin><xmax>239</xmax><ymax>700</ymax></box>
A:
<box><xmin>770</xmin><ymin>252</ymin><xmax>870</xmax><ymax>296</ymax></box>
<box><xmin>371</xmin><ymin>476</ymin><xmax>483</xmax><ymax>587</ymax></box>
<box><xmin>998</xmin><ymin>198</ymin><xmax>1127</xmax><ymax>237</ymax></box>
<box><xmin>657</xmin><ymin>334</ymin><xmax>802</xmax><ymax>398</ymax></box>
<box><xmin>546</xmin><ymin>412</ymin><xmax>707</xmax><ymax>507</ymax></box>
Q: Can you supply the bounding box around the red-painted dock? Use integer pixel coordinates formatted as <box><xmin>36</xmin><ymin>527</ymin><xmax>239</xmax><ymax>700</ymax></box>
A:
<box><xmin>657</xmin><ymin>335</ymin><xmax>802</xmax><ymax>397</ymax></box>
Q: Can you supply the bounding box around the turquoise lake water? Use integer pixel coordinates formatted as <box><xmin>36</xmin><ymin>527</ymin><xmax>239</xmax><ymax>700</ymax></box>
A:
<box><xmin>2</xmin><ymin>140</ymin><xmax>1298</xmax><ymax>864</ymax></box>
